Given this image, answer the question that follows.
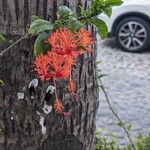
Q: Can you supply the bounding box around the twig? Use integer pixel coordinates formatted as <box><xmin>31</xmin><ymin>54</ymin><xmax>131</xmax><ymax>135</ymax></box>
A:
<box><xmin>0</xmin><ymin>33</ymin><xmax>30</xmax><ymax>56</ymax></box>
<box><xmin>78</xmin><ymin>11</ymin><xmax>101</xmax><ymax>21</ymax></box>
<box><xmin>98</xmin><ymin>77</ymin><xmax>136</xmax><ymax>150</ymax></box>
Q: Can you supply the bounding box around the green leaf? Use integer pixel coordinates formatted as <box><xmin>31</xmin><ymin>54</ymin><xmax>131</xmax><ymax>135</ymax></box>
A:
<box><xmin>31</xmin><ymin>15</ymin><xmax>41</xmax><ymax>23</ymax></box>
<box><xmin>95</xmin><ymin>130</ymin><xmax>100</xmax><ymax>138</ymax></box>
<box><xmin>29</xmin><ymin>19</ymin><xmax>54</xmax><ymax>35</ymax></box>
<box><xmin>91</xmin><ymin>17</ymin><xmax>108</xmax><ymax>39</ymax></box>
<box><xmin>34</xmin><ymin>32</ymin><xmax>50</xmax><ymax>56</ymax></box>
<box><xmin>96</xmin><ymin>60</ymin><xmax>101</xmax><ymax>64</ymax></box>
<box><xmin>102</xmin><ymin>6</ymin><xmax>112</xmax><ymax>17</ymax></box>
<box><xmin>106</xmin><ymin>0</ymin><xmax>123</xmax><ymax>6</ymax></box>
<box><xmin>117</xmin><ymin>121</ymin><xmax>124</xmax><ymax>128</ymax></box>
<box><xmin>95</xmin><ymin>0</ymin><xmax>105</xmax><ymax>6</ymax></box>
<box><xmin>58</xmin><ymin>6</ymin><xmax>74</xmax><ymax>19</ymax></box>
<box><xmin>127</xmin><ymin>124</ymin><xmax>133</xmax><ymax>131</ymax></box>
<box><xmin>68</xmin><ymin>16</ymin><xmax>83</xmax><ymax>32</ymax></box>
<box><xmin>137</xmin><ymin>141</ymin><xmax>143</xmax><ymax>150</ymax></box>
<box><xmin>56</xmin><ymin>5</ymin><xmax>82</xmax><ymax>32</ymax></box>
<box><xmin>0</xmin><ymin>33</ymin><xmax>6</xmax><ymax>43</ymax></box>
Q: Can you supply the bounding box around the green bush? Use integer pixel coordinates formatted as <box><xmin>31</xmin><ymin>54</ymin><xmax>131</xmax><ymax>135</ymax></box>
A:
<box><xmin>95</xmin><ymin>131</ymin><xmax>150</xmax><ymax>150</ymax></box>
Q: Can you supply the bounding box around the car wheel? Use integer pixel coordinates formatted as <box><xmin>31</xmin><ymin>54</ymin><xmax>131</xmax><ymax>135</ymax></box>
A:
<box><xmin>116</xmin><ymin>17</ymin><xmax>150</xmax><ymax>52</ymax></box>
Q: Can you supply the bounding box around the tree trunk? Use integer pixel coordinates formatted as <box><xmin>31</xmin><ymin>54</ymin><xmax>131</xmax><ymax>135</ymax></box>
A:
<box><xmin>0</xmin><ymin>0</ymin><xmax>99</xmax><ymax>150</ymax></box>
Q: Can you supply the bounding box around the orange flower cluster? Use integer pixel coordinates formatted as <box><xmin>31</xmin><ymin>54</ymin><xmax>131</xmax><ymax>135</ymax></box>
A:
<box><xmin>33</xmin><ymin>27</ymin><xmax>94</xmax><ymax>114</ymax></box>
<box><xmin>47</xmin><ymin>28</ymin><xmax>95</xmax><ymax>57</ymax></box>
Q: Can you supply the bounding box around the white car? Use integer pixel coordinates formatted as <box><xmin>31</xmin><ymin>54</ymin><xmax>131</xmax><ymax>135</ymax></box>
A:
<box><xmin>99</xmin><ymin>0</ymin><xmax>150</xmax><ymax>52</ymax></box>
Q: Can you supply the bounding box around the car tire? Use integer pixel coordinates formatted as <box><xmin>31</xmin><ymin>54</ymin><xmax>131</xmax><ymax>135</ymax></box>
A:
<box><xmin>115</xmin><ymin>17</ymin><xmax>150</xmax><ymax>52</ymax></box>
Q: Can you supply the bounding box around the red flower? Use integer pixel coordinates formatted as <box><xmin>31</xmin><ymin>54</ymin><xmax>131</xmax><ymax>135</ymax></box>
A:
<box><xmin>46</xmin><ymin>52</ymin><xmax>74</xmax><ymax>79</ymax></box>
<box><xmin>54</xmin><ymin>99</ymin><xmax>64</xmax><ymax>114</ymax></box>
<box><xmin>47</xmin><ymin>28</ymin><xmax>81</xmax><ymax>57</ymax></box>
<box><xmin>33</xmin><ymin>52</ymin><xmax>76</xmax><ymax>80</ymax></box>
<box><xmin>77</xmin><ymin>28</ymin><xmax>95</xmax><ymax>52</ymax></box>
<box><xmin>33</xmin><ymin>54</ymin><xmax>50</xmax><ymax>81</ymax></box>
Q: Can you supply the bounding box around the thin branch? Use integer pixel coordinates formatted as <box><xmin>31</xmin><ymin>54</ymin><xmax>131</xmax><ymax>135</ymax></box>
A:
<box><xmin>0</xmin><ymin>33</ymin><xmax>30</xmax><ymax>56</ymax></box>
<box><xmin>98</xmin><ymin>77</ymin><xmax>136</xmax><ymax>150</ymax></box>
<box><xmin>77</xmin><ymin>11</ymin><xmax>101</xmax><ymax>21</ymax></box>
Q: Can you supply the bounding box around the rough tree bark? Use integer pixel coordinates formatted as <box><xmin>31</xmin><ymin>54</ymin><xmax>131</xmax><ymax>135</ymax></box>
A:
<box><xmin>0</xmin><ymin>0</ymin><xmax>99</xmax><ymax>150</ymax></box>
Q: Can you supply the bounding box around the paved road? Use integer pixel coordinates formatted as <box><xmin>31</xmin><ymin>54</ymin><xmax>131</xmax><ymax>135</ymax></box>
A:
<box><xmin>96</xmin><ymin>37</ymin><xmax>150</xmax><ymax>145</ymax></box>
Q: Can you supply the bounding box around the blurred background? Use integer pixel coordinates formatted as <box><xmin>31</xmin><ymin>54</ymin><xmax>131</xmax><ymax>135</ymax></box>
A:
<box><xmin>96</xmin><ymin>0</ymin><xmax>150</xmax><ymax>145</ymax></box>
